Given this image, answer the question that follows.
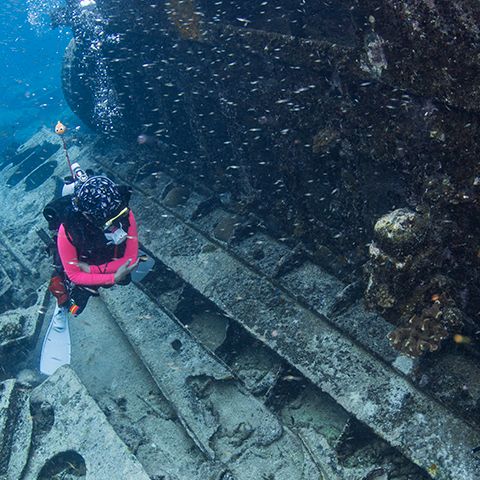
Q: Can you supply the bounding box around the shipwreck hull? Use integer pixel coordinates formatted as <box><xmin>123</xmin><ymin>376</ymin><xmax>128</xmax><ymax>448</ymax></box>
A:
<box><xmin>61</xmin><ymin>0</ymin><xmax>480</xmax><ymax>343</ymax></box>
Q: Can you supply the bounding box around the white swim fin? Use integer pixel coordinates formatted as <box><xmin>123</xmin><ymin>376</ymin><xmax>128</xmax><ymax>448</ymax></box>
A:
<box><xmin>40</xmin><ymin>305</ymin><xmax>71</xmax><ymax>376</ymax></box>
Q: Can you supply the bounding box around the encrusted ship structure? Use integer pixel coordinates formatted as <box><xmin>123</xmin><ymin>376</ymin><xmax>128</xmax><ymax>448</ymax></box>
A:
<box><xmin>2</xmin><ymin>1</ymin><xmax>480</xmax><ymax>479</ymax></box>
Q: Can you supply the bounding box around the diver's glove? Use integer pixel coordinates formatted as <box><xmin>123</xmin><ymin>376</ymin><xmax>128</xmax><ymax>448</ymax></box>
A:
<box><xmin>114</xmin><ymin>258</ymin><xmax>139</xmax><ymax>284</ymax></box>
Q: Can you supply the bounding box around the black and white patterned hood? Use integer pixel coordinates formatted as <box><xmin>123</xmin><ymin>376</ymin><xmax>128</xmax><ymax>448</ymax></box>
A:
<box><xmin>72</xmin><ymin>176</ymin><xmax>123</xmax><ymax>224</ymax></box>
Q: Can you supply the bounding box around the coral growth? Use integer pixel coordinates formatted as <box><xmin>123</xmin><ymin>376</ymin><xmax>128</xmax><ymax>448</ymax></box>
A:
<box><xmin>312</xmin><ymin>127</ymin><xmax>339</xmax><ymax>154</ymax></box>
<box><xmin>373</xmin><ymin>208</ymin><xmax>427</xmax><ymax>255</ymax></box>
<box><xmin>388</xmin><ymin>295</ymin><xmax>463</xmax><ymax>358</ymax></box>
<box><xmin>366</xmin><ymin>206</ymin><xmax>468</xmax><ymax>357</ymax></box>
<box><xmin>166</xmin><ymin>0</ymin><xmax>203</xmax><ymax>41</ymax></box>
<box><xmin>362</xmin><ymin>32</ymin><xmax>387</xmax><ymax>78</ymax></box>
<box><xmin>366</xmin><ymin>208</ymin><xmax>452</xmax><ymax>313</ymax></box>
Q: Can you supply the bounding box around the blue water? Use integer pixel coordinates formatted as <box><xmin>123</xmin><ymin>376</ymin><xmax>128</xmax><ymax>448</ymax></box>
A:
<box><xmin>0</xmin><ymin>1</ymin><xmax>72</xmax><ymax>153</ymax></box>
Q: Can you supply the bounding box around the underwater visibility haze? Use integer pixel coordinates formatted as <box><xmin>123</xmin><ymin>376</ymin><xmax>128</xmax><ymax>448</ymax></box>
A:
<box><xmin>1</xmin><ymin>1</ymin><xmax>480</xmax><ymax>479</ymax></box>
<box><xmin>0</xmin><ymin>0</ymin><xmax>71</xmax><ymax>153</ymax></box>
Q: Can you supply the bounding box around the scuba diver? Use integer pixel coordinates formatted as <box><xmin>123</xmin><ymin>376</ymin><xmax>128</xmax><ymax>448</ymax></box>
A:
<box><xmin>40</xmin><ymin>170</ymin><xmax>139</xmax><ymax>375</ymax></box>
<box><xmin>52</xmin><ymin>174</ymin><xmax>139</xmax><ymax>315</ymax></box>
<box><xmin>40</xmin><ymin>121</ymin><xmax>140</xmax><ymax>375</ymax></box>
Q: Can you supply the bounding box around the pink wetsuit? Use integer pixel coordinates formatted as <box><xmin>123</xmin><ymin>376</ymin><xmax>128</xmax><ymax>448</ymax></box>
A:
<box><xmin>57</xmin><ymin>211</ymin><xmax>139</xmax><ymax>286</ymax></box>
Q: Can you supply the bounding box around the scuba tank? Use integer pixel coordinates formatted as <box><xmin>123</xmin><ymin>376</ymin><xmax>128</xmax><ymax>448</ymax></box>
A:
<box><xmin>62</xmin><ymin>162</ymin><xmax>90</xmax><ymax>196</ymax></box>
<box><xmin>43</xmin><ymin>162</ymin><xmax>90</xmax><ymax>230</ymax></box>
